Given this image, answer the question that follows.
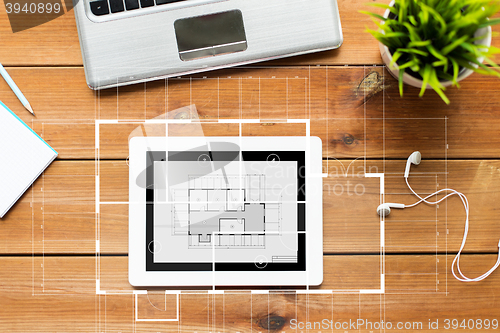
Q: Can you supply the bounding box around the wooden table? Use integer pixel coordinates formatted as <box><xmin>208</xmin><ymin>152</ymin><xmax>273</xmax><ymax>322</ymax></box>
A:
<box><xmin>1</xmin><ymin>1</ymin><xmax>500</xmax><ymax>332</ymax></box>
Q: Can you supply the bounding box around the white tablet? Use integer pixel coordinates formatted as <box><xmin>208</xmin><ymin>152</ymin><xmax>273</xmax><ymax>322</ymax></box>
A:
<box><xmin>129</xmin><ymin>136</ymin><xmax>323</xmax><ymax>286</ymax></box>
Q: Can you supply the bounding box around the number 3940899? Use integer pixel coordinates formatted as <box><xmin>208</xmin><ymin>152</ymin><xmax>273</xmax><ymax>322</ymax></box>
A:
<box><xmin>5</xmin><ymin>2</ymin><xmax>61</xmax><ymax>14</ymax></box>
<box><xmin>444</xmin><ymin>319</ymin><xmax>498</xmax><ymax>330</ymax></box>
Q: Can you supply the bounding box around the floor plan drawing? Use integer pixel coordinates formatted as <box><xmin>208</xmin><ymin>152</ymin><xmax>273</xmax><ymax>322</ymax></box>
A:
<box><xmin>169</xmin><ymin>174</ymin><xmax>281</xmax><ymax>249</ymax></box>
<box><xmin>152</xmin><ymin>154</ymin><xmax>300</xmax><ymax>266</ymax></box>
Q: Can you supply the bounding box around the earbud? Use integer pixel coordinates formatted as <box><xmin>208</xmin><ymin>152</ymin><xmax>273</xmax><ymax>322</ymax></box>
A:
<box><xmin>379</xmin><ymin>151</ymin><xmax>421</xmax><ymax>217</ymax></box>
<box><xmin>404</xmin><ymin>151</ymin><xmax>421</xmax><ymax>178</ymax></box>
<box><xmin>376</xmin><ymin>203</ymin><xmax>405</xmax><ymax>217</ymax></box>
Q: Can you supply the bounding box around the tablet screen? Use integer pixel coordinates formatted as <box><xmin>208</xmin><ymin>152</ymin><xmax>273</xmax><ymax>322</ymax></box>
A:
<box><xmin>145</xmin><ymin>149</ymin><xmax>306</xmax><ymax>272</ymax></box>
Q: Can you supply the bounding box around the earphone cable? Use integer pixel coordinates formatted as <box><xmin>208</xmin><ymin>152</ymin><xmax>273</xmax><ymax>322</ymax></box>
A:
<box><xmin>405</xmin><ymin>177</ymin><xmax>499</xmax><ymax>282</ymax></box>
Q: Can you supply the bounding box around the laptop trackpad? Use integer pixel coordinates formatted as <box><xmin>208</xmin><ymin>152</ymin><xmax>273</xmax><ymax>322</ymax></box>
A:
<box><xmin>174</xmin><ymin>10</ymin><xmax>247</xmax><ymax>61</ymax></box>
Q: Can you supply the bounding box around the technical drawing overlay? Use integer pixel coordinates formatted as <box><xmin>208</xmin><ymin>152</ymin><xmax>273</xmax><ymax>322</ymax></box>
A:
<box><xmin>148</xmin><ymin>150</ymin><xmax>305</xmax><ymax>271</ymax></box>
<box><xmin>96</xmin><ymin>116</ymin><xmax>383</xmax><ymax>294</ymax></box>
<box><xmin>25</xmin><ymin>67</ymin><xmax>452</xmax><ymax>332</ymax></box>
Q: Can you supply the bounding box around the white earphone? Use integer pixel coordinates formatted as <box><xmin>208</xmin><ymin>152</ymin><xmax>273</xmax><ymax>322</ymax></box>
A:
<box><xmin>376</xmin><ymin>203</ymin><xmax>405</xmax><ymax>218</ymax></box>
<box><xmin>404</xmin><ymin>151</ymin><xmax>421</xmax><ymax>178</ymax></box>
<box><xmin>377</xmin><ymin>151</ymin><xmax>500</xmax><ymax>282</ymax></box>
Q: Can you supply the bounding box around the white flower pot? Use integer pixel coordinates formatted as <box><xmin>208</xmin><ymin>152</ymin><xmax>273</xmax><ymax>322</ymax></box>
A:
<box><xmin>379</xmin><ymin>1</ymin><xmax>492</xmax><ymax>89</ymax></box>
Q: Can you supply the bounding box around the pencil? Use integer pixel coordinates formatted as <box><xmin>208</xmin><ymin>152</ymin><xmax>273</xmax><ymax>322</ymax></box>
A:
<box><xmin>0</xmin><ymin>63</ymin><xmax>35</xmax><ymax>116</ymax></box>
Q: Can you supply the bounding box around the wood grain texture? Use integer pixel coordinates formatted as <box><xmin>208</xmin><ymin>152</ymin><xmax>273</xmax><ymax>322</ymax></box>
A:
<box><xmin>0</xmin><ymin>8</ymin><xmax>81</xmax><ymax>66</ymax></box>
<box><xmin>2</xmin><ymin>160</ymin><xmax>500</xmax><ymax>255</ymax></box>
<box><xmin>1</xmin><ymin>255</ymin><xmax>500</xmax><ymax>332</ymax></box>
<box><xmin>1</xmin><ymin>67</ymin><xmax>500</xmax><ymax>159</ymax></box>
<box><xmin>0</xmin><ymin>0</ymin><xmax>498</xmax><ymax>66</ymax></box>
<box><xmin>1</xmin><ymin>1</ymin><xmax>500</xmax><ymax>330</ymax></box>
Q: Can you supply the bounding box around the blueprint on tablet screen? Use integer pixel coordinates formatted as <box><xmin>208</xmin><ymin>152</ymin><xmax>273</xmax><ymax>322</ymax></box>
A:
<box><xmin>152</xmin><ymin>153</ymin><xmax>302</xmax><ymax>266</ymax></box>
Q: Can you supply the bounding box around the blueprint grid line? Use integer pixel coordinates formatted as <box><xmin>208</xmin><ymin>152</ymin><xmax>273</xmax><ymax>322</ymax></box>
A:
<box><xmin>23</xmin><ymin>67</ymin><xmax>455</xmax><ymax>332</ymax></box>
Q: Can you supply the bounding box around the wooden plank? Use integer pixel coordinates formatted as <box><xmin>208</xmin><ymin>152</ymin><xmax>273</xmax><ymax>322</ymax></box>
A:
<box><xmin>1</xmin><ymin>1</ymin><xmax>499</xmax><ymax>66</ymax></box>
<box><xmin>97</xmin><ymin>255</ymin><xmax>381</xmax><ymax>291</ymax></box>
<box><xmin>0</xmin><ymin>9</ymin><xmax>82</xmax><ymax>66</ymax></box>
<box><xmin>275</xmin><ymin>5</ymin><xmax>500</xmax><ymax>67</ymax></box>
<box><xmin>2</xmin><ymin>160</ymin><xmax>500</xmax><ymax>255</ymax></box>
<box><xmin>1</xmin><ymin>255</ymin><xmax>500</xmax><ymax>332</ymax></box>
<box><xmin>2</xmin><ymin>67</ymin><xmax>500</xmax><ymax>159</ymax></box>
<box><xmin>97</xmin><ymin>159</ymin><xmax>500</xmax><ymax>255</ymax></box>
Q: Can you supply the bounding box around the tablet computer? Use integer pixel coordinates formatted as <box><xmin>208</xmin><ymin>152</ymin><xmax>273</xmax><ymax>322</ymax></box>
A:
<box><xmin>129</xmin><ymin>136</ymin><xmax>323</xmax><ymax>286</ymax></box>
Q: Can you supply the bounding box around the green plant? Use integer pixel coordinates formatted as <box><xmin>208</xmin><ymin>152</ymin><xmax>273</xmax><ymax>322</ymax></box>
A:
<box><xmin>361</xmin><ymin>0</ymin><xmax>500</xmax><ymax>104</ymax></box>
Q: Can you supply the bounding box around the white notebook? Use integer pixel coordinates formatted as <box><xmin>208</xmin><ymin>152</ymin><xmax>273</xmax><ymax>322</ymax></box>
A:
<box><xmin>0</xmin><ymin>101</ymin><xmax>58</xmax><ymax>218</ymax></box>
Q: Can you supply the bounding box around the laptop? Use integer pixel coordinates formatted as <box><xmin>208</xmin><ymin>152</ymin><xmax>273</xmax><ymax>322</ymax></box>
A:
<box><xmin>73</xmin><ymin>0</ymin><xmax>343</xmax><ymax>89</ymax></box>
<box><xmin>128</xmin><ymin>136</ymin><xmax>323</xmax><ymax>286</ymax></box>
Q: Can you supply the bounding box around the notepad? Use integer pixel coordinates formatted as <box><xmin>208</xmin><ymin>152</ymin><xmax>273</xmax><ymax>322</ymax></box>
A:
<box><xmin>0</xmin><ymin>101</ymin><xmax>57</xmax><ymax>218</ymax></box>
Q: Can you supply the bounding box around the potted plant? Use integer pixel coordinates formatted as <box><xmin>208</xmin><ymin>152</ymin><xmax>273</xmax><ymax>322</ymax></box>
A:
<box><xmin>361</xmin><ymin>0</ymin><xmax>500</xmax><ymax>104</ymax></box>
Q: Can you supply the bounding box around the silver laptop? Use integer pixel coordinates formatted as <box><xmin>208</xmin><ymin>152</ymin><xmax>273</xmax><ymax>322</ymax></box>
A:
<box><xmin>73</xmin><ymin>0</ymin><xmax>343</xmax><ymax>90</ymax></box>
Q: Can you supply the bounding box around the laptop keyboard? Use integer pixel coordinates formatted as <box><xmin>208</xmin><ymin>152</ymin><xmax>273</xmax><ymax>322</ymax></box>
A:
<box><xmin>89</xmin><ymin>0</ymin><xmax>187</xmax><ymax>16</ymax></box>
